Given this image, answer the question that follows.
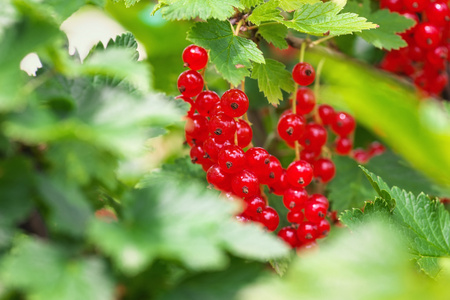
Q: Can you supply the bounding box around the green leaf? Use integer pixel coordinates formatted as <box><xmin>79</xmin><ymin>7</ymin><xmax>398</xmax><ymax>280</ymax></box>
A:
<box><xmin>339</xmin><ymin>197</ymin><xmax>391</xmax><ymax>229</ymax></box>
<box><xmin>0</xmin><ymin>236</ymin><xmax>114</xmax><ymax>300</ymax></box>
<box><xmin>251</xmin><ymin>59</ymin><xmax>294</xmax><ymax>106</ymax></box>
<box><xmin>0</xmin><ymin>156</ymin><xmax>35</xmax><ymax>225</ymax></box>
<box><xmin>279</xmin><ymin>0</ymin><xmax>319</xmax><ymax>11</ymax></box>
<box><xmin>345</xmin><ymin>0</ymin><xmax>416</xmax><ymax>50</ymax></box>
<box><xmin>188</xmin><ymin>20</ymin><xmax>265</xmax><ymax>86</ymax></box>
<box><xmin>89</xmin><ymin>180</ymin><xmax>289</xmax><ymax>275</ymax></box>
<box><xmin>240</xmin><ymin>0</ymin><xmax>264</xmax><ymax>8</ymax></box>
<box><xmin>257</xmin><ymin>23</ymin><xmax>289</xmax><ymax>49</ymax></box>
<box><xmin>86</xmin><ymin>32</ymin><xmax>140</xmax><ymax>62</ymax></box>
<box><xmin>248</xmin><ymin>0</ymin><xmax>283</xmax><ymax>26</ymax></box>
<box><xmin>114</xmin><ymin>0</ymin><xmax>141</xmax><ymax>7</ymax></box>
<box><xmin>282</xmin><ymin>2</ymin><xmax>377</xmax><ymax>36</ymax></box>
<box><xmin>160</xmin><ymin>0</ymin><xmax>244</xmax><ymax>21</ymax></box>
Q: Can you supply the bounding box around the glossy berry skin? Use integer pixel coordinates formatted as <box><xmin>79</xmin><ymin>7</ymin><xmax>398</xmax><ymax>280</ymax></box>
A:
<box><xmin>245</xmin><ymin>147</ymin><xmax>270</xmax><ymax>172</ymax></box>
<box><xmin>309</xmin><ymin>194</ymin><xmax>330</xmax><ymax>210</ymax></box>
<box><xmin>352</xmin><ymin>148</ymin><xmax>370</xmax><ymax>164</ymax></box>
<box><xmin>268</xmin><ymin>169</ymin><xmax>289</xmax><ymax>196</ymax></box>
<box><xmin>243</xmin><ymin>196</ymin><xmax>266</xmax><ymax>219</ymax></box>
<box><xmin>177</xmin><ymin>70</ymin><xmax>204</xmax><ymax>97</ymax></box>
<box><xmin>404</xmin><ymin>0</ymin><xmax>428</xmax><ymax>13</ymax></box>
<box><xmin>260</xmin><ymin>206</ymin><xmax>279</xmax><ymax>232</ymax></box>
<box><xmin>304</xmin><ymin>201</ymin><xmax>328</xmax><ymax>222</ymax></box>
<box><xmin>292</xmin><ymin>62</ymin><xmax>316</xmax><ymax>86</ymax></box>
<box><xmin>295</xmin><ymin>87</ymin><xmax>316</xmax><ymax>115</ymax></box>
<box><xmin>217</xmin><ymin>145</ymin><xmax>246</xmax><ymax>174</ymax></box>
<box><xmin>368</xmin><ymin>141</ymin><xmax>385</xmax><ymax>157</ymax></box>
<box><xmin>297</xmin><ymin>221</ymin><xmax>319</xmax><ymax>243</ymax></box>
<box><xmin>317</xmin><ymin>219</ymin><xmax>331</xmax><ymax>238</ymax></box>
<box><xmin>259</xmin><ymin>155</ymin><xmax>283</xmax><ymax>185</ymax></box>
<box><xmin>286</xmin><ymin>160</ymin><xmax>314</xmax><ymax>188</ymax></box>
<box><xmin>380</xmin><ymin>0</ymin><xmax>404</xmax><ymax>12</ymax></box>
<box><xmin>425</xmin><ymin>2</ymin><xmax>450</xmax><ymax>27</ymax></box>
<box><xmin>426</xmin><ymin>46</ymin><xmax>448</xmax><ymax>70</ymax></box>
<box><xmin>208</xmin><ymin>114</ymin><xmax>236</xmax><ymax>143</ymax></box>
<box><xmin>182</xmin><ymin>45</ymin><xmax>208</xmax><ymax>70</ymax></box>
<box><xmin>283</xmin><ymin>188</ymin><xmax>309</xmax><ymax>209</ymax></box>
<box><xmin>278</xmin><ymin>227</ymin><xmax>300</xmax><ymax>248</ymax></box>
<box><xmin>203</xmin><ymin>136</ymin><xmax>231</xmax><ymax>162</ymax></box>
<box><xmin>190</xmin><ymin>145</ymin><xmax>209</xmax><ymax>165</ymax></box>
<box><xmin>185</xmin><ymin>114</ymin><xmax>209</xmax><ymax>143</ymax></box>
<box><xmin>313</xmin><ymin>158</ymin><xmax>336</xmax><ymax>183</ymax></box>
<box><xmin>414</xmin><ymin>23</ymin><xmax>441</xmax><ymax>50</ymax></box>
<box><xmin>298</xmin><ymin>123</ymin><xmax>327</xmax><ymax>150</ymax></box>
<box><xmin>221</xmin><ymin>89</ymin><xmax>249</xmax><ymax>118</ymax></box>
<box><xmin>300</xmin><ymin>148</ymin><xmax>321</xmax><ymax>164</ymax></box>
<box><xmin>195</xmin><ymin>91</ymin><xmax>220</xmax><ymax>117</ymax></box>
<box><xmin>277</xmin><ymin>113</ymin><xmax>306</xmax><ymax>143</ymax></box>
<box><xmin>331</xmin><ymin>112</ymin><xmax>356</xmax><ymax>136</ymax></box>
<box><xmin>236</xmin><ymin>119</ymin><xmax>253</xmax><ymax>148</ymax></box>
<box><xmin>318</xmin><ymin>104</ymin><xmax>336</xmax><ymax>125</ymax></box>
<box><xmin>232</xmin><ymin>170</ymin><xmax>260</xmax><ymax>198</ymax></box>
<box><xmin>206</xmin><ymin>164</ymin><xmax>232</xmax><ymax>192</ymax></box>
<box><xmin>335</xmin><ymin>136</ymin><xmax>353</xmax><ymax>155</ymax></box>
<box><xmin>287</xmin><ymin>207</ymin><xmax>304</xmax><ymax>224</ymax></box>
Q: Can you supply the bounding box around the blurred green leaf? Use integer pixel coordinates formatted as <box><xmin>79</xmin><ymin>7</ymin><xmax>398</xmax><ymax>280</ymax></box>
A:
<box><xmin>248</xmin><ymin>0</ymin><xmax>283</xmax><ymax>26</ymax></box>
<box><xmin>240</xmin><ymin>0</ymin><xmax>264</xmax><ymax>8</ymax></box>
<box><xmin>158</xmin><ymin>0</ymin><xmax>243</xmax><ymax>21</ymax></box>
<box><xmin>282</xmin><ymin>2</ymin><xmax>377</xmax><ymax>36</ymax></box>
<box><xmin>251</xmin><ymin>59</ymin><xmax>294</xmax><ymax>106</ymax></box>
<box><xmin>345</xmin><ymin>0</ymin><xmax>415</xmax><ymax>50</ymax></box>
<box><xmin>0</xmin><ymin>236</ymin><xmax>114</xmax><ymax>300</ymax></box>
<box><xmin>86</xmin><ymin>32</ymin><xmax>140</xmax><ymax>61</ymax></box>
<box><xmin>187</xmin><ymin>20</ymin><xmax>265</xmax><ymax>86</ymax></box>
<box><xmin>89</xmin><ymin>180</ymin><xmax>289</xmax><ymax>275</ymax></box>
<box><xmin>257</xmin><ymin>24</ymin><xmax>289</xmax><ymax>49</ymax></box>
<box><xmin>279</xmin><ymin>0</ymin><xmax>319</xmax><ymax>10</ymax></box>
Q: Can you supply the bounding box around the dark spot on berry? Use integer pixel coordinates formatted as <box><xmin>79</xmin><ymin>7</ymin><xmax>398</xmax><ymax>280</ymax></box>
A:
<box><xmin>203</xmin><ymin>153</ymin><xmax>210</xmax><ymax>159</ymax></box>
<box><xmin>242</xmin><ymin>186</ymin><xmax>249</xmax><ymax>194</ymax></box>
<box><xmin>305</xmin><ymin>233</ymin><xmax>313</xmax><ymax>240</ymax></box>
<box><xmin>318</xmin><ymin>211</ymin><xmax>324</xmax><ymax>218</ymax></box>
<box><xmin>412</xmin><ymin>2</ymin><xmax>418</xmax><ymax>8</ymax></box>
<box><xmin>183</xmin><ymin>62</ymin><xmax>189</xmax><ymax>68</ymax></box>
<box><xmin>231</xmin><ymin>102</ymin><xmax>239</xmax><ymax>110</ymax></box>
<box><xmin>256</xmin><ymin>207</ymin><xmax>263</xmax><ymax>214</ymax></box>
<box><xmin>286</xmin><ymin>127</ymin><xmax>294</xmax><ymax>136</ymax></box>
<box><xmin>269</xmin><ymin>172</ymin><xmax>275</xmax><ymax>179</ymax></box>
<box><xmin>289</xmin><ymin>202</ymin><xmax>295</xmax><ymax>209</ymax></box>
<box><xmin>178</xmin><ymin>86</ymin><xmax>186</xmax><ymax>93</ymax></box>
<box><xmin>305</xmin><ymin>69</ymin><xmax>312</xmax><ymax>76</ymax></box>
<box><xmin>446</xmin><ymin>16</ymin><xmax>450</xmax><ymax>21</ymax></box>
<box><xmin>322</xmin><ymin>230</ymin><xmax>329</xmax><ymax>236</ymax></box>
<box><xmin>305</xmin><ymin>139</ymin><xmax>310</xmax><ymax>146</ymax></box>
<box><xmin>427</xmin><ymin>38</ymin><xmax>432</xmax><ymax>45</ymax></box>
<box><xmin>226</xmin><ymin>161</ymin><xmax>233</xmax><ymax>169</ymax></box>
<box><xmin>191</xmin><ymin>157</ymin><xmax>198</xmax><ymax>163</ymax></box>
<box><xmin>298</xmin><ymin>178</ymin><xmax>305</xmax><ymax>185</ymax></box>
<box><xmin>264</xmin><ymin>158</ymin><xmax>270</xmax><ymax>164</ymax></box>
<box><xmin>268</xmin><ymin>187</ymin><xmax>274</xmax><ymax>193</ymax></box>
<box><xmin>214</xmin><ymin>128</ymin><xmax>222</xmax><ymax>135</ymax></box>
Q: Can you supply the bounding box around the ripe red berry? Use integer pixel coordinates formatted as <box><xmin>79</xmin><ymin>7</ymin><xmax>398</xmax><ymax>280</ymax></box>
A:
<box><xmin>236</xmin><ymin>119</ymin><xmax>253</xmax><ymax>148</ymax></box>
<box><xmin>208</xmin><ymin>114</ymin><xmax>236</xmax><ymax>143</ymax></box>
<box><xmin>182</xmin><ymin>44</ymin><xmax>208</xmax><ymax>70</ymax></box>
<box><xmin>426</xmin><ymin>46</ymin><xmax>448</xmax><ymax>70</ymax></box>
<box><xmin>177</xmin><ymin>70</ymin><xmax>204</xmax><ymax>97</ymax></box>
<box><xmin>190</xmin><ymin>144</ymin><xmax>208</xmax><ymax>165</ymax></box>
<box><xmin>277</xmin><ymin>113</ymin><xmax>306</xmax><ymax>143</ymax></box>
<box><xmin>298</xmin><ymin>123</ymin><xmax>327</xmax><ymax>150</ymax></box>
<box><xmin>352</xmin><ymin>148</ymin><xmax>370</xmax><ymax>164</ymax></box>
<box><xmin>368</xmin><ymin>141</ymin><xmax>386</xmax><ymax>157</ymax></box>
<box><xmin>283</xmin><ymin>188</ymin><xmax>309</xmax><ymax>210</ymax></box>
<box><xmin>335</xmin><ymin>136</ymin><xmax>353</xmax><ymax>155</ymax></box>
<box><xmin>260</xmin><ymin>206</ymin><xmax>279</xmax><ymax>232</ymax></box>
<box><xmin>304</xmin><ymin>201</ymin><xmax>328</xmax><ymax>222</ymax></box>
<box><xmin>278</xmin><ymin>227</ymin><xmax>300</xmax><ymax>248</ymax></box>
<box><xmin>331</xmin><ymin>112</ymin><xmax>356</xmax><ymax>136</ymax></box>
<box><xmin>195</xmin><ymin>90</ymin><xmax>220</xmax><ymax>117</ymax></box>
<box><xmin>300</xmin><ymin>148</ymin><xmax>321</xmax><ymax>164</ymax></box>
<box><xmin>295</xmin><ymin>87</ymin><xmax>316</xmax><ymax>115</ymax></box>
<box><xmin>292</xmin><ymin>62</ymin><xmax>316</xmax><ymax>86</ymax></box>
<box><xmin>203</xmin><ymin>136</ymin><xmax>231</xmax><ymax>162</ymax></box>
<box><xmin>287</xmin><ymin>207</ymin><xmax>305</xmax><ymax>224</ymax></box>
<box><xmin>425</xmin><ymin>2</ymin><xmax>450</xmax><ymax>27</ymax></box>
<box><xmin>245</xmin><ymin>147</ymin><xmax>270</xmax><ymax>172</ymax></box>
<box><xmin>286</xmin><ymin>160</ymin><xmax>314</xmax><ymax>188</ymax></box>
<box><xmin>380</xmin><ymin>0</ymin><xmax>404</xmax><ymax>12</ymax></box>
<box><xmin>317</xmin><ymin>219</ymin><xmax>331</xmax><ymax>238</ymax></box>
<box><xmin>232</xmin><ymin>169</ymin><xmax>260</xmax><ymax>198</ymax></box>
<box><xmin>221</xmin><ymin>89</ymin><xmax>249</xmax><ymax>118</ymax></box>
<box><xmin>297</xmin><ymin>221</ymin><xmax>319</xmax><ymax>243</ymax></box>
<box><xmin>259</xmin><ymin>155</ymin><xmax>283</xmax><ymax>185</ymax></box>
<box><xmin>313</xmin><ymin>158</ymin><xmax>336</xmax><ymax>183</ymax></box>
<box><xmin>243</xmin><ymin>196</ymin><xmax>266</xmax><ymax>219</ymax></box>
<box><xmin>268</xmin><ymin>169</ymin><xmax>289</xmax><ymax>196</ymax></box>
<box><xmin>206</xmin><ymin>164</ymin><xmax>232</xmax><ymax>191</ymax></box>
<box><xmin>414</xmin><ymin>23</ymin><xmax>441</xmax><ymax>50</ymax></box>
<box><xmin>309</xmin><ymin>194</ymin><xmax>330</xmax><ymax>210</ymax></box>
<box><xmin>185</xmin><ymin>114</ymin><xmax>209</xmax><ymax>143</ymax></box>
<box><xmin>404</xmin><ymin>0</ymin><xmax>428</xmax><ymax>13</ymax></box>
<box><xmin>217</xmin><ymin>145</ymin><xmax>246</xmax><ymax>174</ymax></box>
<box><xmin>318</xmin><ymin>104</ymin><xmax>335</xmax><ymax>125</ymax></box>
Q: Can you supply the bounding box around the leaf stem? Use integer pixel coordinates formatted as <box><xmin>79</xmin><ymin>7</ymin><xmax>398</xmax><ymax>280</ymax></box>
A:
<box><xmin>234</xmin><ymin>19</ymin><xmax>244</xmax><ymax>36</ymax></box>
<box><xmin>311</xmin><ymin>35</ymin><xmax>334</xmax><ymax>46</ymax></box>
<box><xmin>299</xmin><ymin>41</ymin><xmax>306</xmax><ymax>63</ymax></box>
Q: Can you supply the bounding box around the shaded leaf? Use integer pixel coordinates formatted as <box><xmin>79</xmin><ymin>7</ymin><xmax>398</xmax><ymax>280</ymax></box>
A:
<box><xmin>257</xmin><ymin>23</ymin><xmax>289</xmax><ymax>49</ymax></box>
<box><xmin>160</xmin><ymin>0</ymin><xmax>243</xmax><ymax>21</ymax></box>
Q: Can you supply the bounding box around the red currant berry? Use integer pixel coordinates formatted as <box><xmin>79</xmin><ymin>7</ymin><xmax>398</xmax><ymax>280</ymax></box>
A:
<box><xmin>245</xmin><ymin>147</ymin><xmax>270</xmax><ymax>172</ymax></box>
<box><xmin>309</xmin><ymin>194</ymin><xmax>330</xmax><ymax>210</ymax></box>
<box><xmin>427</xmin><ymin>72</ymin><xmax>448</xmax><ymax>95</ymax></box>
<box><xmin>206</xmin><ymin>164</ymin><xmax>232</xmax><ymax>191</ymax></box>
<box><xmin>300</xmin><ymin>148</ymin><xmax>321</xmax><ymax>164</ymax></box>
<box><xmin>208</xmin><ymin>114</ymin><xmax>236</xmax><ymax>143</ymax></box>
<box><xmin>177</xmin><ymin>70</ymin><xmax>204</xmax><ymax>97</ymax></box>
<box><xmin>426</xmin><ymin>46</ymin><xmax>448</xmax><ymax>70</ymax></box>
<box><xmin>352</xmin><ymin>148</ymin><xmax>370</xmax><ymax>164</ymax></box>
<box><xmin>268</xmin><ymin>169</ymin><xmax>289</xmax><ymax>196</ymax></box>
<box><xmin>304</xmin><ymin>201</ymin><xmax>328</xmax><ymax>222</ymax></box>
<box><xmin>368</xmin><ymin>141</ymin><xmax>386</xmax><ymax>157</ymax></box>
<box><xmin>298</xmin><ymin>123</ymin><xmax>327</xmax><ymax>150</ymax></box>
<box><xmin>414</xmin><ymin>23</ymin><xmax>441</xmax><ymax>50</ymax></box>
<box><xmin>195</xmin><ymin>91</ymin><xmax>220</xmax><ymax>117</ymax></box>
<box><xmin>292</xmin><ymin>62</ymin><xmax>316</xmax><ymax>86</ymax></box>
<box><xmin>425</xmin><ymin>2</ymin><xmax>450</xmax><ymax>27</ymax></box>
<box><xmin>277</xmin><ymin>113</ymin><xmax>306</xmax><ymax>143</ymax></box>
<box><xmin>236</xmin><ymin>119</ymin><xmax>253</xmax><ymax>148</ymax></box>
<box><xmin>243</xmin><ymin>195</ymin><xmax>266</xmax><ymax>219</ymax></box>
<box><xmin>260</xmin><ymin>206</ymin><xmax>280</xmax><ymax>232</ymax></box>
<box><xmin>278</xmin><ymin>227</ymin><xmax>300</xmax><ymax>248</ymax></box>
<box><xmin>380</xmin><ymin>0</ymin><xmax>404</xmax><ymax>12</ymax></box>
<box><xmin>232</xmin><ymin>169</ymin><xmax>260</xmax><ymax>198</ymax></box>
<box><xmin>407</xmin><ymin>43</ymin><xmax>425</xmax><ymax>62</ymax></box>
<box><xmin>287</xmin><ymin>207</ymin><xmax>305</xmax><ymax>224</ymax></box>
<box><xmin>295</xmin><ymin>87</ymin><xmax>316</xmax><ymax>115</ymax></box>
<box><xmin>217</xmin><ymin>145</ymin><xmax>246</xmax><ymax>174</ymax></box>
<box><xmin>331</xmin><ymin>112</ymin><xmax>356</xmax><ymax>136</ymax></box>
<box><xmin>403</xmin><ymin>0</ymin><xmax>428</xmax><ymax>13</ymax></box>
<box><xmin>317</xmin><ymin>219</ymin><xmax>331</xmax><ymax>238</ymax></box>
<box><xmin>182</xmin><ymin>44</ymin><xmax>208</xmax><ymax>70</ymax></box>
<box><xmin>335</xmin><ymin>136</ymin><xmax>353</xmax><ymax>155</ymax></box>
<box><xmin>313</xmin><ymin>158</ymin><xmax>336</xmax><ymax>183</ymax></box>
<box><xmin>283</xmin><ymin>188</ymin><xmax>309</xmax><ymax>210</ymax></box>
<box><xmin>203</xmin><ymin>136</ymin><xmax>231</xmax><ymax>162</ymax></box>
<box><xmin>185</xmin><ymin>114</ymin><xmax>209</xmax><ymax>143</ymax></box>
<box><xmin>259</xmin><ymin>155</ymin><xmax>283</xmax><ymax>185</ymax></box>
<box><xmin>297</xmin><ymin>221</ymin><xmax>319</xmax><ymax>243</ymax></box>
<box><xmin>318</xmin><ymin>104</ymin><xmax>335</xmax><ymax>126</ymax></box>
<box><xmin>286</xmin><ymin>160</ymin><xmax>314</xmax><ymax>188</ymax></box>
<box><xmin>201</xmin><ymin>159</ymin><xmax>215</xmax><ymax>172</ymax></box>
<box><xmin>221</xmin><ymin>89</ymin><xmax>249</xmax><ymax>118</ymax></box>
<box><xmin>190</xmin><ymin>144</ymin><xmax>208</xmax><ymax>165</ymax></box>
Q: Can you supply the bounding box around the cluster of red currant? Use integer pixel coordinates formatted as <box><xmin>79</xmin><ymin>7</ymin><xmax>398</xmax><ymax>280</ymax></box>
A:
<box><xmin>177</xmin><ymin>44</ymin><xmax>363</xmax><ymax>249</ymax></box>
<box><xmin>380</xmin><ymin>0</ymin><xmax>450</xmax><ymax>96</ymax></box>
